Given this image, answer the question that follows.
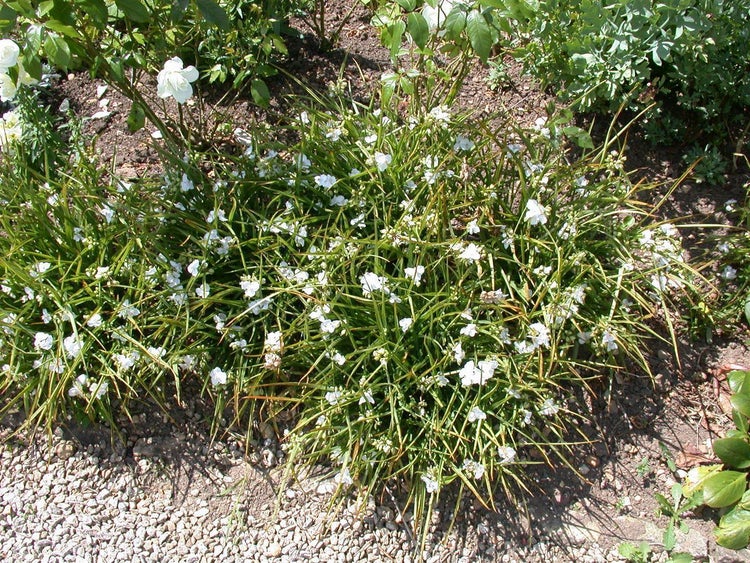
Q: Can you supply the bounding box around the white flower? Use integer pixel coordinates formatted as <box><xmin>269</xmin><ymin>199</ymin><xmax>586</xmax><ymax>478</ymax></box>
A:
<box><xmin>157</xmin><ymin>57</ymin><xmax>199</xmax><ymax>104</ymax></box>
<box><xmin>373</xmin><ymin>152</ymin><xmax>392</xmax><ymax>172</ymax></box>
<box><xmin>63</xmin><ymin>335</ymin><xmax>83</xmax><ymax>359</ymax></box>
<box><xmin>399</xmin><ymin>317</ymin><xmax>413</xmax><ymax>333</ymax></box>
<box><xmin>524</xmin><ymin>199</ymin><xmax>548</xmax><ymax>226</ymax></box>
<box><xmin>467</xmin><ymin>406</ymin><xmax>486</xmax><ymax>423</ymax></box>
<box><xmin>725</xmin><ymin>199</ymin><xmax>738</xmax><ymax>213</ymax></box>
<box><xmin>466</xmin><ymin>219</ymin><xmax>480</xmax><ymax>234</ymax></box>
<box><xmin>209</xmin><ymin>367</ymin><xmax>228</xmax><ymax>386</ymax></box>
<box><xmin>100</xmin><ymin>204</ymin><xmax>115</xmax><ymax>224</ymax></box>
<box><xmin>453</xmin><ymin>135</ymin><xmax>475</xmax><ymax>152</ymax></box>
<box><xmin>404</xmin><ymin>265</ymin><xmax>425</xmax><ymax>286</ymax></box>
<box><xmin>360</xmin><ymin>272</ymin><xmax>388</xmax><ymax>296</ymax></box>
<box><xmin>240</xmin><ymin>277</ymin><xmax>261</xmax><ymax>298</ymax></box>
<box><xmin>497</xmin><ymin>446</ymin><xmax>517</xmax><ymax>465</ymax></box>
<box><xmin>314</xmin><ymin>174</ymin><xmax>337</xmax><ymax>189</ymax></box>
<box><xmin>195</xmin><ymin>282</ymin><xmax>210</xmax><ymax>298</ymax></box>
<box><xmin>113</xmin><ymin>351</ymin><xmax>139</xmax><ymax>371</ymax></box>
<box><xmin>328</xmin><ymin>351</ymin><xmax>346</xmax><ymax>365</ymax></box>
<box><xmin>330</xmin><ymin>195</ymin><xmax>348</xmax><ymax>207</ymax></box>
<box><xmin>34</xmin><ymin>332</ymin><xmax>54</xmax><ymax>351</ymax></box>
<box><xmin>0</xmin><ymin>110</ymin><xmax>22</xmax><ymax>149</ymax></box>
<box><xmin>578</xmin><ymin>331</ymin><xmax>592</xmax><ymax>344</ymax></box>
<box><xmin>601</xmin><ymin>329</ymin><xmax>618</xmax><ymax>352</ymax></box>
<box><xmin>325</xmin><ymin>389</ymin><xmax>343</xmax><ymax>405</ymax></box>
<box><xmin>459</xmin><ymin>359</ymin><xmax>498</xmax><ymax>386</ymax></box>
<box><xmin>452</xmin><ymin>341</ymin><xmax>465</xmax><ymax>363</ymax></box>
<box><xmin>30</xmin><ymin>262</ymin><xmax>51</xmax><ymax>278</ymax></box>
<box><xmin>118</xmin><ymin>299</ymin><xmax>140</xmax><ymax>319</ymax></box>
<box><xmin>460</xmin><ymin>323</ymin><xmax>478</xmax><ymax>338</ymax></box>
<box><xmin>539</xmin><ymin>398</ymin><xmax>560</xmax><ymax>417</ymax></box>
<box><xmin>264</xmin><ymin>331</ymin><xmax>283</xmax><ymax>353</ymax></box>
<box><xmin>68</xmin><ymin>374</ymin><xmax>89</xmax><ymax>398</ymax></box>
<box><xmin>462</xmin><ymin>459</ymin><xmax>485</xmax><ymax>480</ymax></box>
<box><xmin>529</xmin><ymin>322</ymin><xmax>550</xmax><ymax>348</ymax></box>
<box><xmin>320</xmin><ymin>318</ymin><xmax>342</xmax><ymax>334</ymax></box>
<box><xmin>421</xmin><ymin>473</ymin><xmax>439</xmax><ymax>494</ymax></box>
<box><xmin>0</xmin><ymin>73</ymin><xmax>17</xmax><ymax>102</ymax></box>
<box><xmin>0</xmin><ymin>39</ymin><xmax>19</xmax><ymax>73</ymax></box>
<box><xmin>453</xmin><ymin>242</ymin><xmax>482</xmax><ymax>262</ymax></box>
<box><xmin>187</xmin><ymin>259</ymin><xmax>202</xmax><ymax>277</ymax></box>
<box><xmin>721</xmin><ymin>265</ymin><xmax>738</xmax><ymax>280</ymax></box>
<box><xmin>206</xmin><ymin>209</ymin><xmax>227</xmax><ymax>223</ymax></box>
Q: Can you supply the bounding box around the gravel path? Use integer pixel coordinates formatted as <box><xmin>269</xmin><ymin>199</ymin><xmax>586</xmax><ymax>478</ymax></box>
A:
<box><xmin>0</xmin><ymin>413</ymin><xmax>740</xmax><ymax>562</ymax></box>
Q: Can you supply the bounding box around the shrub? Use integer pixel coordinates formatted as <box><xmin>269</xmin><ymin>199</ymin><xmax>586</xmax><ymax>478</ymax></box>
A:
<box><xmin>511</xmin><ymin>0</ymin><xmax>750</xmax><ymax>149</ymax></box>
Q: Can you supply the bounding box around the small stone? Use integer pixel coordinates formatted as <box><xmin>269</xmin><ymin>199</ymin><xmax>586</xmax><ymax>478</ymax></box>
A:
<box><xmin>266</xmin><ymin>542</ymin><xmax>282</xmax><ymax>557</ymax></box>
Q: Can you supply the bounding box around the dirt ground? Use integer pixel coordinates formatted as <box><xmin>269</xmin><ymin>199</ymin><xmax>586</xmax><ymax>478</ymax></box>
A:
<box><xmin>6</xmin><ymin>0</ymin><xmax>750</xmax><ymax>560</ymax></box>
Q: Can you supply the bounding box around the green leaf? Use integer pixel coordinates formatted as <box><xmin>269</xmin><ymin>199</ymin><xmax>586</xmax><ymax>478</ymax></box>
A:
<box><xmin>702</xmin><ymin>470</ymin><xmax>747</xmax><ymax>508</ymax></box>
<box><xmin>407</xmin><ymin>12</ymin><xmax>429</xmax><ymax>49</ymax></box>
<box><xmin>127</xmin><ymin>103</ymin><xmax>146</xmax><ymax>133</ymax></box>
<box><xmin>466</xmin><ymin>10</ymin><xmax>492</xmax><ymax>63</ymax></box>
<box><xmin>75</xmin><ymin>0</ymin><xmax>108</xmax><ymax>27</ymax></box>
<box><xmin>663</xmin><ymin>521</ymin><xmax>676</xmax><ymax>552</ymax></box>
<box><xmin>732</xmin><ymin>394</ymin><xmax>750</xmax><ymax>419</ymax></box>
<box><xmin>744</xmin><ymin>296</ymin><xmax>750</xmax><ymax>326</ymax></box>
<box><xmin>43</xmin><ymin>34</ymin><xmax>71</xmax><ymax>69</ymax></box>
<box><xmin>250</xmin><ymin>78</ymin><xmax>270</xmax><ymax>108</ymax></box>
<box><xmin>195</xmin><ymin>0</ymin><xmax>231</xmax><ymax>30</ymax></box>
<box><xmin>682</xmin><ymin>463</ymin><xmax>723</xmax><ymax>497</ymax></box>
<box><xmin>729</xmin><ymin>370</ymin><xmax>750</xmax><ymax>395</ymax></box>
<box><xmin>114</xmin><ymin>0</ymin><xmax>150</xmax><ymax>22</ymax></box>
<box><xmin>171</xmin><ymin>0</ymin><xmax>190</xmax><ymax>21</ymax></box>
<box><xmin>395</xmin><ymin>0</ymin><xmax>416</xmax><ymax>11</ymax></box>
<box><xmin>444</xmin><ymin>6</ymin><xmax>467</xmax><ymax>36</ymax></box>
<box><xmin>44</xmin><ymin>20</ymin><xmax>80</xmax><ymax>39</ymax></box>
<box><xmin>716</xmin><ymin>507</ymin><xmax>750</xmax><ymax>550</ymax></box>
<box><xmin>562</xmin><ymin>126</ymin><xmax>594</xmax><ymax>149</ymax></box>
<box><xmin>713</xmin><ymin>437</ymin><xmax>750</xmax><ymax>469</ymax></box>
<box><xmin>667</xmin><ymin>553</ymin><xmax>693</xmax><ymax>563</ymax></box>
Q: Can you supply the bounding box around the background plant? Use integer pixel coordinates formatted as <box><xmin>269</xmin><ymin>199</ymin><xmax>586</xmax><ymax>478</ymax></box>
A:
<box><xmin>682</xmin><ymin>369</ymin><xmax>750</xmax><ymax>550</ymax></box>
<box><xmin>509</xmin><ymin>0</ymin><xmax>750</xmax><ymax>155</ymax></box>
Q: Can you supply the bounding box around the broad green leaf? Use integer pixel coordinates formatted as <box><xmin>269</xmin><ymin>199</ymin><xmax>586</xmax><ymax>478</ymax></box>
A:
<box><xmin>732</xmin><ymin>394</ymin><xmax>750</xmax><ymax>419</ymax></box>
<box><xmin>43</xmin><ymin>34</ymin><xmax>71</xmax><ymax>69</ymax></box>
<box><xmin>250</xmin><ymin>78</ymin><xmax>270</xmax><ymax>108</ymax></box>
<box><xmin>702</xmin><ymin>470</ymin><xmax>747</xmax><ymax>508</ymax></box>
<box><xmin>195</xmin><ymin>0</ymin><xmax>231</xmax><ymax>30</ymax></box>
<box><xmin>395</xmin><ymin>0</ymin><xmax>416</xmax><ymax>11</ymax></box>
<box><xmin>729</xmin><ymin>370</ymin><xmax>750</xmax><ymax>395</ymax></box>
<box><xmin>75</xmin><ymin>0</ymin><xmax>108</xmax><ymax>27</ymax></box>
<box><xmin>384</xmin><ymin>20</ymin><xmax>406</xmax><ymax>60</ymax></box>
<box><xmin>43</xmin><ymin>20</ymin><xmax>80</xmax><ymax>39</ymax></box>
<box><xmin>716</xmin><ymin>507</ymin><xmax>750</xmax><ymax>550</ymax></box>
<box><xmin>713</xmin><ymin>437</ymin><xmax>750</xmax><ymax>469</ymax></box>
<box><xmin>171</xmin><ymin>0</ymin><xmax>190</xmax><ymax>21</ymax></box>
<box><xmin>466</xmin><ymin>10</ymin><xmax>492</xmax><ymax>62</ymax></box>
<box><xmin>744</xmin><ymin>296</ymin><xmax>750</xmax><ymax>326</ymax></box>
<box><xmin>407</xmin><ymin>12</ymin><xmax>429</xmax><ymax>49</ymax></box>
<box><xmin>682</xmin><ymin>463</ymin><xmax>725</xmax><ymax>497</ymax></box>
<box><xmin>739</xmin><ymin>488</ymin><xmax>750</xmax><ymax>510</ymax></box>
<box><xmin>114</xmin><ymin>0</ymin><xmax>150</xmax><ymax>22</ymax></box>
<box><xmin>444</xmin><ymin>7</ymin><xmax>467</xmax><ymax>36</ymax></box>
<box><xmin>0</xmin><ymin>5</ymin><xmax>18</xmax><ymax>30</ymax></box>
<box><xmin>127</xmin><ymin>103</ymin><xmax>146</xmax><ymax>133</ymax></box>
<box><xmin>562</xmin><ymin>126</ymin><xmax>594</xmax><ymax>149</ymax></box>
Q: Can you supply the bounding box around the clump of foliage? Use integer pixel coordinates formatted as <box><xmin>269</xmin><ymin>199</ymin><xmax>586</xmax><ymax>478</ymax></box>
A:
<box><xmin>509</xmin><ymin>0</ymin><xmax>750</xmax><ymax>150</ymax></box>
<box><xmin>683</xmin><ymin>369</ymin><xmax>750</xmax><ymax>550</ymax></box>
<box><xmin>0</xmin><ymin>0</ymin><xmax>298</xmax><ymax>105</ymax></box>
